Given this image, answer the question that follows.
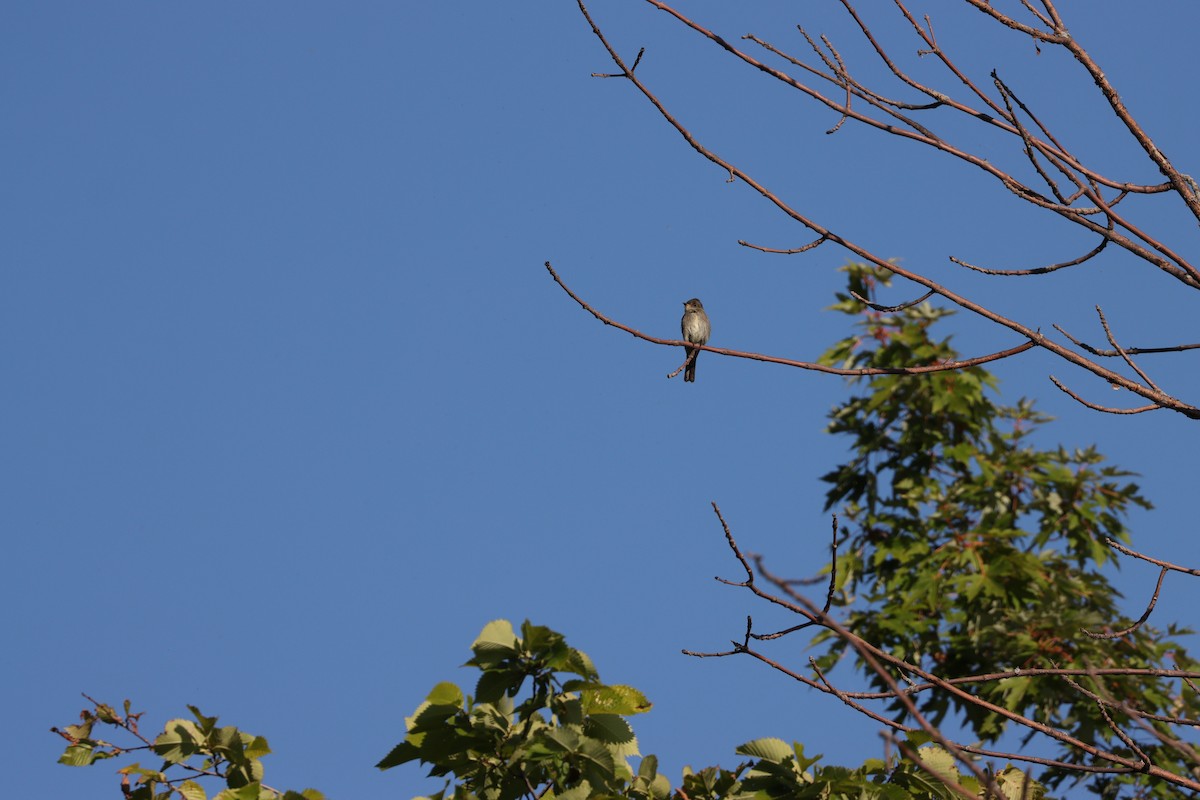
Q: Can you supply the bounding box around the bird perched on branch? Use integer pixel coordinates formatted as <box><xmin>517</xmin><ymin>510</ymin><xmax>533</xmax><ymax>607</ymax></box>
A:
<box><xmin>681</xmin><ymin>298</ymin><xmax>711</xmax><ymax>383</ymax></box>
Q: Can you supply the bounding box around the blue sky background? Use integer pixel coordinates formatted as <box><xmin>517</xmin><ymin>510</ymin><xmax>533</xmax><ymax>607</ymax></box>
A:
<box><xmin>7</xmin><ymin>3</ymin><xmax>1200</xmax><ymax>798</ymax></box>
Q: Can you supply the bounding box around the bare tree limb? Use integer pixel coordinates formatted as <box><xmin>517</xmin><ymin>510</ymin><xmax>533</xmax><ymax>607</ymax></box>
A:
<box><xmin>546</xmin><ymin>261</ymin><xmax>1036</xmax><ymax>377</ymax></box>
<box><xmin>1048</xmin><ymin>375</ymin><xmax>1159</xmax><ymax>415</ymax></box>
<box><xmin>1053</xmin><ymin>323</ymin><xmax>1200</xmax><ymax>357</ymax></box>
<box><xmin>1082</xmin><ymin>566</ymin><xmax>1168</xmax><ymax>640</ymax></box>
<box><xmin>575</xmin><ymin>1</ymin><xmax>1200</xmax><ymax>417</ymax></box>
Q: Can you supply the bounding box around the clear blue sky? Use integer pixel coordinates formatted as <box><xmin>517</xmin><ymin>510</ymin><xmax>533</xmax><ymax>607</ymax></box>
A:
<box><xmin>7</xmin><ymin>3</ymin><xmax>1200</xmax><ymax>798</ymax></box>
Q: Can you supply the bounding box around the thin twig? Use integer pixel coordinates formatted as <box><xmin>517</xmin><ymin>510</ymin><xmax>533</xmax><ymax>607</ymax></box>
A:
<box><xmin>738</xmin><ymin>235</ymin><xmax>828</xmax><ymax>254</ymax></box>
<box><xmin>1048</xmin><ymin>376</ymin><xmax>1159</xmax><ymax>415</ymax></box>
<box><xmin>850</xmin><ymin>289</ymin><xmax>934</xmax><ymax>312</ymax></box>
<box><xmin>1081</xmin><ymin>566</ymin><xmax>1168</xmax><ymax>639</ymax></box>
<box><xmin>950</xmin><ymin>234</ymin><xmax>1108</xmax><ymax>276</ymax></box>
<box><xmin>1095</xmin><ymin>306</ymin><xmax>1163</xmax><ymax>393</ymax></box>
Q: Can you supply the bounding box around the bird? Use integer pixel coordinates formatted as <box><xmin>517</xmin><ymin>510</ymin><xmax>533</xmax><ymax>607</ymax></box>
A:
<box><xmin>681</xmin><ymin>298</ymin><xmax>711</xmax><ymax>383</ymax></box>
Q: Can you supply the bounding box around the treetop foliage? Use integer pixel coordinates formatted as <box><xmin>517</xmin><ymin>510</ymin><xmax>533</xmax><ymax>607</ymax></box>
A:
<box><xmin>55</xmin><ymin>266</ymin><xmax>1200</xmax><ymax>798</ymax></box>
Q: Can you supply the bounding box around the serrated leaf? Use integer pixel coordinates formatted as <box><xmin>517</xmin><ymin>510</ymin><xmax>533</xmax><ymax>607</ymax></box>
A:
<box><xmin>178</xmin><ymin>779</ymin><xmax>208</xmax><ymax>800</ymax></box>
<box><xmin>475</xmin><ymin>667</ymin><xmax>523</xmax><ymax>704</ymax></box>
<box><xmin>995</xmin><ymin>765</ymin><xmax>1044</xmax><ymax>799</ymax></box>
<box><xmin>915</xmin><ymin>745</ymin><xmax>959</xmax><ymax>783</ymax></box>
<box><xmin>375</xmin><ymin>740</ymin><xmax>420</xmax><ymax>770</ymax></box>
<box><xmin>735</xmin><ymin>737</ymin><xmax>794</xmax><ymax>762</ymax></box>
<box><xmin>187</xmin><ymin>706</ymin><xmax>220</xmax><ymax>733</ymax></box>
<box><xmin>245</xmin><ymin>735</ymin><xmax>270</xmax><ymax>761</ymax></box>
<box><xmin>472</xmin><ymin>619</ymin><xmax>517</xmax><ymax>652</ymax></box>
<box><xmin>154</xmin><ymin>719</ymin><xmax>204</xmax><ymax>764</ymax></box>
<box><xmin>564</xmin><ymin>648</ymin><xmax>598</xmax><ymax>680</ymax></box>
<box><xmin>585</xmin><ymin>714</ymin><xmax>635</xmax><ymax>745</ymax></box>
<box><xmin>425</xmin><ymin>682</ymin><xmax>464</xmax><ymax>709</ymax></box>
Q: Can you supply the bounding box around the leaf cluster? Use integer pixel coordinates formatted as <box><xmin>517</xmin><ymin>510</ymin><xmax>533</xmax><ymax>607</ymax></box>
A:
<box><xmin>52</xmin><ymin>698</ymin><xmax>322</xmax><ymax>800</ymax></box>
<box><xmin>376</xmin><ymin>619</ymin><xmax>657</xmax><ymax>799</ymax></box>
<box><xmin>382</xmin><ymin>619</ymin><xmax>1043</xmax><ymax>799</ymax></box>
<box><xmin>814</xmin><ymin>263</ymin><xmax>1200</xmax><ymax>796</ymax></box>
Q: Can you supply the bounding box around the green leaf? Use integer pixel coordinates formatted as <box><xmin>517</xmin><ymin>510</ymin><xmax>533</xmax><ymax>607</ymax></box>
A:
<box><xmin>177</xmin><ymin>780</ymin><xmax>208</xmax><ymax>800</ymax></box>
<box><xmin>375</xmin><ymin>741</ymin><xmax>420</xmax><ymax>770</ymax></box>
<box><xmin>583</xmin><ymin>713</ymin><xmax>635</xmax><ymax>745</ymax></box>
<box><xmin>914</xmin><ymin>745</ymin><xmax>959</xmax><ymax>784</ymax></box>
<box><xmin>153</xmin><ymin>719</ymin><xmax>204</xmax><ymax>764</ymax></box>
<box><xmin>469</xmin><ymin>619</ymin><xmax>518</xmax><ymax>665</ymax></box>
<box><xmin>245</xmin><ymin>735</ymin><xmax>271</xmax><ymax>761</ymax></box>
<box><xmin>564</xmin><ymin>648</ymin><xmax>599</xmax><ymax>680</ymax></box>
<box><xmin>57</xmin><ymin>743</ymin><xmax>100</xmax><ymax>767</ymax></box>
<box><xmin>735</xmin><ymin>737</ymin><xmax>794</xmax><ymax>762</ymax></box>
<box><xmin>187</xmin><ymin>706</ymin><xmax>220</xmax><ymax>734</ymax></box>
<box><xmin>94</xmin><ymin>703</ymin><xmax>120</xmax><ymax>724</ymax></box>
<box><xmin>213</xmin><ymin>784</ymin><xmax>268</xmax><ymax>800</ymax></box>
<box><xmin>580</xmin><ymin>685</ymin><xmax>651</xmax><ymax>715</ymax></box>
<box><xmin>428</xmin><ymin>681</ymin><xmax>465</xmax><ymax>706</ymax></box>
<box><xmin>994</xmin><ymin>765</ymin><xmax>1044</xmax><ymax>799</ymax></box>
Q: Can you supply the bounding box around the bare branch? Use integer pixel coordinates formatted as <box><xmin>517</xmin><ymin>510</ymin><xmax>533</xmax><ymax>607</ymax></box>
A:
<box><xmin>950</xmin><ymin>233</ymin><xmax>1109</xmax><ymax>276</ymax></box>
<box><xmin>700</xmin><ymin>519</ymin><xmax>1200</xmax><ymax>789</ymax></box>
<box><xmin>1048</xmin><ymin>375</ymin><xmax>1159</xmax><ymax>415</ymax></box>
<box><xmin>667</xmin><ymin>346</ymin><xmax>698</xmax><ymax>381</ymax></box>
<box><xmin>884</xmin><ymin>1</ymin><xmax>1166</xmax><ymax>196</ymax></box>
<box><xmin>1095</xmin><ymin>306</ymin><xmax>1163</xmax><ymax>394</ymax></box>
<box><xmin>751</xmin><ymin>515</ymin><xmax>840</xmax><ymax>641</ymax></box>
<box><xmin>546</xmin><ymin>261</ymin><xmax>1037</xmax><ymax>377</ymax></box>
<box><xmin>1052</xmin><ymin>323</ymin><xmax>1200</xmax><ymax>356</ymax></box>
<box><xmin>813</xmin><ymin>660</ymin><xmax>912</xmax><ymax>731</ymax></box>
<box><xmin>960</xmin><ymin>0</ymin><xmax>1066</xmax><ymax>41</ymax></box>
<box><xmin>737</xmin><ymin>236</ymin><xmax>828</xmax><ymax>254</ymax></box>
<box><xmin>1105</xmin><ymin>539</ymin><xmax>1200</xmax><ymax>578</ymax></box>
<box><xmin>578</xmin><ymin>2</ymin><xmax>1200</xmax><ymax>416</ymax></box>
<box><xmin>591</xmin><ymin>45</ymin><xmax>644</xmax><ymax>77</ymax></box>
<box><xmin>712</xmin><ymin>502</ymin><xmax>753</xmax><ymax>587</ymax></box>
<box><xmin>1078</xmin><ymin>674</ymin><xmax>1151</xmax><ymax>769</ymax></box>
<box><xmin>1041</xmin><ymin>1</ymin><xmax>1200</xmax><ymax>223</ymax></box>
<box><xmin>850</xmin><ymin>289</ymin><xmax>934</xmax><ymax>313</ymax></box>
<box><xmin>1082</xmin><ymin>566</ymin><xmax>1168</xmax><ymax>640</ymax></box>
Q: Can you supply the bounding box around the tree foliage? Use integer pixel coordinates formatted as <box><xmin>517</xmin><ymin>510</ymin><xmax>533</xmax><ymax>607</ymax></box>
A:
<box><xmin>55</xmin><ymin>264</ymin><xmax>1200</xmax><ymax>798</ymax></box>
<box><xmin>379</xmin><ymin>618</ymin><xmax>1030</xmax><ymax>800</ymax></box>
<box><xmin>55</xmin><ymin>265</ymin><xmax>1200</xmax><ymax>798</ymax></box>
<box><xmin>51</xmin><ymin>697</ymin><xmax>323</xmax><ymax>800</ymax></box>
<box><xmin>808</xmin><ymin>264</ymin><xmax>1200</xmax><ymax>796</ymax></box>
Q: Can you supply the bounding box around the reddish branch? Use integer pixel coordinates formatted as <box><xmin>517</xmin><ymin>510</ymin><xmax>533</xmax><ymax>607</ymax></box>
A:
<box><xmin>1105</xmin><ymin>539</ymin><xmax>1200</xmax><ymax>578</ymax></box>
<box><xmin>546</xmin><ymin>261</ymin><xmax>1033</xmax><ymax>377</ymax></box>
<box><xmin>642</xmin><ymin>0</ymin><xmax>1200</xmax><ymax>288</ymax></box>
<box><xmin>572</xmin><ymin>0</ymin><xmax>1200</xmax><ymax>419</ymax></box>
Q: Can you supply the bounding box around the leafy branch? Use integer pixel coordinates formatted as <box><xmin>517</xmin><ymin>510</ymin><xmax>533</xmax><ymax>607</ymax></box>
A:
<box><xmin>51</xmin><ymin>696</ymin><xmax>322</xmax><ymax>800</ymax></box>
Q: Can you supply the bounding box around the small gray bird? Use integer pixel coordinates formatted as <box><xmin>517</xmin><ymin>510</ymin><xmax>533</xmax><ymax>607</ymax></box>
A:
<box><xmin>681</xmin><ymin>298</ymin><xmax>711</xmax><ymax>383</ymax></box>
